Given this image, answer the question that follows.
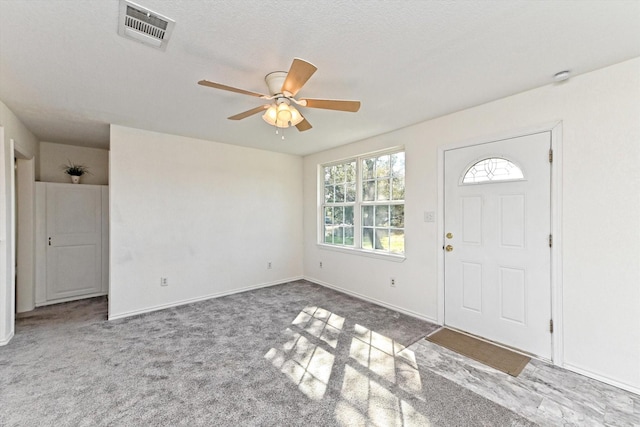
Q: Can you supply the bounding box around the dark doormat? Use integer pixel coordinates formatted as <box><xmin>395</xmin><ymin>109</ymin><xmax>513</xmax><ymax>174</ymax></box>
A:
<box><xmin>426</xmin><ymin>328</ymin><xmax>530</xmax><ymax>376</ymax></box>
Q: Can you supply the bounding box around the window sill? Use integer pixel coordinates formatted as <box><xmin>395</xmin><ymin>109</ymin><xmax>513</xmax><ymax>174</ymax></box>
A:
<box><xmin>316</xmin><ymin>243</ymin><xmax>406</xmax><ymax>262</ymax></box>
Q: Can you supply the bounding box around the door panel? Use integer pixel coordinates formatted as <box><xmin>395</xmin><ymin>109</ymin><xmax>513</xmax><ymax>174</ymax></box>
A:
<box><xmin>46</xmin><ymin>184</ymin><xmax>102</xmax><ymax>301</ymax></box>
<box><xmin>444</xmin><ymin>132</ymin><xmax>551</xmax><ymax>359</ymax></box>
<box><xmin>499</xmin><ymin>267</ymin><xmax>526</xmax><ymax>324</ymax></box>
<box><xmin>500</xmin><ymin>195</ymin><xmax>525</xmax><ymax>247</ymax></box>
<box><xmin>461</xmin><ymin>262</ymin><xmax>482</xmax><ymax>312</ymax></box>
<box><xmin>462</xmin><ymin>197</ymin><xmax>482</xmax><ymax>244</ymax></box>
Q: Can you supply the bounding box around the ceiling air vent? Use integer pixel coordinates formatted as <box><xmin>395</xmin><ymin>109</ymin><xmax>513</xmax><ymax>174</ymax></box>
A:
<box><xmin>118</xmin><ymin>0</ymin><xmax>175</xmax><ymax>51</ymax></box>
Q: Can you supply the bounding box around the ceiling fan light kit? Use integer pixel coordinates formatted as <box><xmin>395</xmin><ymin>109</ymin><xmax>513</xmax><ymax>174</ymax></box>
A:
<box><xmin>198</xmin><ymin>58</ymin><xmax>361</xmax><ymax>135</ymax></box>
<box><xmin>262</xmin><ymin>102</ymin><xmax>304</xmax><ymax>128</ymax></box>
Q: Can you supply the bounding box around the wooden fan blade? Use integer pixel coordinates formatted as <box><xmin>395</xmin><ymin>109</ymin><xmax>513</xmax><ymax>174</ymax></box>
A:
<box><xmin>300</xmin><ymin>98</ymin><xmax>361</xmax><ymax>112</ymax></box>
<box><xmin>198</xmin><ymin>80</ymin><xmax>267</xmax><ymax>98</ymax></box>
<box><xmin>281</xmin><ymin>58</ymin><xmax>317</xmax><ymax>97</ymax></box>
<box><xmin>296</xmin><ymin>117</ymin><xmax>312</xmax><ymax>132</ymax></box>
<box><xmin>228</xmin><ymin>105</ymin><xmax>269</xmax><ymax>120</ymax></box>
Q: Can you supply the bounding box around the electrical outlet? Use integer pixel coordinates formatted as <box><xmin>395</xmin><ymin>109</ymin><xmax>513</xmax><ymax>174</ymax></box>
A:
<box><xmin>160</xmin><ymin>277</ymin><xmax>168</xmax><ymax>286</ymax></box>
<box><xmin>424</xmin><ymin>211</ymin><xmax>435</xmax><ymax>222</ymax></box>
<box><xmin>319</xmin><ymin>261</ymin><xmax>323</xmax><ymax>268</ymax></box>
<box><xmin>267</xmin><ymin>261</ymin><xmax>272</xmax><ymax>269</ymax></box>
<box><xmin>390</xmin><ymin>277</ymin><xmax>396</xmax><ymax>287</ymax></box>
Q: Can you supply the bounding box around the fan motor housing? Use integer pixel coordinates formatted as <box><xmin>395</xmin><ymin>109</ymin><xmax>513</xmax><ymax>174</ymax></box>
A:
<box><xmin>265</xmin><ymin>71</ymin><xmax>288</xmax><ymax>96</ymax></box>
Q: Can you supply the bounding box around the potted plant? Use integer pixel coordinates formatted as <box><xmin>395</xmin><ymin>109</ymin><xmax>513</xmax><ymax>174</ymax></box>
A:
<box><xmin>61</xmin><ymin>161</ymin><xmax>91</xmax><ymax>184</ymax></box>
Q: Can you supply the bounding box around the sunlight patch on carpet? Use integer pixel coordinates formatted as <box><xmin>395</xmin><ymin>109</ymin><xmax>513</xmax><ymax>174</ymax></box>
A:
<box><xmin>265</xmin><ymin>306</ymin><xmax>432</xmax><ymax>425</ymax></box>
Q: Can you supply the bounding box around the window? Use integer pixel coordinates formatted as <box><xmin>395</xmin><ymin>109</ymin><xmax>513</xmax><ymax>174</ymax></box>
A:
<box><xmin>323</xmin><ymin>161</ymin><xmax>356</xmax><ymax>246</ymax></box>
<box><xmin>321</xmin><ymin>149</ymin><xmax>405</xmax><ymax>255</ymax></box>
<box><xmin>462</xmin><ymin>157</ymin><xmax>524</xmax><ymax>184</ymax></box>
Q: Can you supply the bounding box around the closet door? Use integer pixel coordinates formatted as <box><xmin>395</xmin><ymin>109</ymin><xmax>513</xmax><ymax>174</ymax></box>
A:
<box><xmin>46</xmin><ymin>184</ymin><xmax>102</xmax><ymax>300</ymax></box>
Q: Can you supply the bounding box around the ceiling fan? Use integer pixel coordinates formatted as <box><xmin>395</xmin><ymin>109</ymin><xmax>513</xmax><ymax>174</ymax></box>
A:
<box><xmin>198</xmin><ymin>58</ymin><xmax>361</xmax><ymax>133</ymax></box>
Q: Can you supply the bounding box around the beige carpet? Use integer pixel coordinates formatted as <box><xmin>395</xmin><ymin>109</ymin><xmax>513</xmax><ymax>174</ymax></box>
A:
<box><xmin>427</xmin><ymin>328</ymin><xmax>530</xmax><ymax>376</ymax></box>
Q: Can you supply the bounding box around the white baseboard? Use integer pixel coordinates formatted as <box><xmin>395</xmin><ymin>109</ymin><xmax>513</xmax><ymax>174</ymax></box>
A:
<box><xmin>0</xmin><ymin>330</ymin><xmax>14</xmax><ymax>346</ymax></box>
<box><xmin>563</xmin><ymin>363</ymin><xmax>640</xmax><ymax>396</ymax></box>
<box><xmin>108</xmin><ymin>276</ymin><xmax>303</xmax><ymax>321</ymax></box>
<box><xmin>304</xmin><ymin>276</ymin><xmax>439</xmax><ymax>324</ymax></box>
<box><xmin>35</xmin><ymin>292</ymin><xmax>108</xmax><ymax>308</ymax></box>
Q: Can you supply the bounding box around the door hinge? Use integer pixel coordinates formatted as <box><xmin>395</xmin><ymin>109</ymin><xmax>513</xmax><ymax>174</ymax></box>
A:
<box><xmin>549</xmin><ymin>319</ymin><xmax>554</xmax><ymax>333</ymax></box>
<box><xmin>549</xmin><ymin>149</ymin><xmax>553</xmax><ymax>163</ymax></box>
<box><xmin>548</xmin><ymin>234</ymin><xmax>553</xmax><ymax>247</ymax></box>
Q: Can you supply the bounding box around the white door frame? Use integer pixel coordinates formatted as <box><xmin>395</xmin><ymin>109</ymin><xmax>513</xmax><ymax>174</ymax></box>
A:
<box><xmin>437</xmin><ymin>121</ymin><xmax>564</xmax><ymax>365</ymax></box>
<box><xmin>0</xmin><ymin>131</ymin><xmax>15</xmax><ymax>345</ymax></box>
<box><xmin>0</xmin><ymin>131</ymin><xmax>36</xmax><ymax>346</ymax></box>
<box><xmin>16</xmin><ymin>156</ymin><xmax>36</xmax><ymax>313</ymax></box>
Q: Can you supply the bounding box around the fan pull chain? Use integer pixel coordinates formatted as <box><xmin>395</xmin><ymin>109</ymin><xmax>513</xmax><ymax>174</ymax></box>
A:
<box><xmin>274</xmin><ymin>125</ymin><xmax>287</xmax><ymax>140</ymax></box>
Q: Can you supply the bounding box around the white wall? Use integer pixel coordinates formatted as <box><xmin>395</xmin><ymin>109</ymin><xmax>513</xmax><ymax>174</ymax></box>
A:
<box><xmin>0</xmin><ymin>100</ymin><xmax>39</xmax><ymax>161</ymax></box>
<box><xmin>109</xmin><ymin>125</ymin><xmax>303</xmax><ymax>318</ymax></box>
<box><xmin>39</xmin><ymin>141</ymin><xmax>108</xmax><ymax>185</ymax></box>
<box><xmin>0</xmin><ymin>100</ymin><xmax>39</xmax><ymax>344</ymax></box>
<box><xmin>303</xmin><ymin>58</ymin><xmax>640</xmax><ymax>392</ymax></box>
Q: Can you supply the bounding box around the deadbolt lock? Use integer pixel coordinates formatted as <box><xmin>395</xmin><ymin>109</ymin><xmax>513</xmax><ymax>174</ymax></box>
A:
<box><xmin>446</xmin><ymin>233</ymin><xmax>453</xmax><ymax>239</ymax></box>
<box><xmin>445</xmin><ymin>245</ymin><xmax>453</xmax><ymax>252</ymax></box>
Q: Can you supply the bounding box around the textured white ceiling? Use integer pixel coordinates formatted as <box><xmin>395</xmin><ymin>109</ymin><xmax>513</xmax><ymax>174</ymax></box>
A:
<box><xmin>0</xmin><ymin>0</ymin><xmax>639</xmax><ymax>155</ymax></box>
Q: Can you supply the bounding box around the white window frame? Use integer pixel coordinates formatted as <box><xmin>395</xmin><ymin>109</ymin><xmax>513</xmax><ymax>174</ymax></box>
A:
<box><xmin>318</xmin><ymin>147</ymin><xmax>406</xmax><ymax>261</ymax></box>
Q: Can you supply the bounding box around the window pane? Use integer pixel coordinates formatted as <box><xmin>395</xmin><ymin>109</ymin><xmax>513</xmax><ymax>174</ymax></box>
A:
<box><xmin>324</xmin><ymin>167</ymin><xmax>331</xmax><ymax>184</ymax></box>
<box><xmin>375</xmin><ymin>205</ymin><xmax>389</xmax><ymax>227</ymax></box>
<box><xmin>390</xmin><ymin>229</ymin><xmax>404</xmax><ymax>254</ymax></box>
<box><xmin>334</xmin><ymin>164</ymin><xmax>345</xmax><ymax>183</ymax></box>
<box><xmin>333</xmin><ymin>206</ymin><xmax>344</xmax><ymax>224</ymax></box>
<box><xmin>346</xmin><ymin>161</ymin><xmax>356</xmax><ymax>182</ymax></box>
<box><xmin>362</xmin><ymin>158</ymin><xmax>375</xmax><ymax>179</ymax></box>
<box><xmin>334</xmin><ymin>184</ymin><xmax>345</xmax><ymax>202</ymax></box>
<box><xmin>375</xmin><ymin>229</ymin><xmax>389</xmax><ymax>250</ymax></box>
<box><xmin>363</xmin><ymin>180</ymin><xmax>376</xmax><ymax>201</ymax></box>
<box><xmin>329</xmin><ymin>165</ymin><xmax>338</xmax><ymax>184</ymax></box>
<box><xmin>391</xmin><ymin>152</ymin><xmax>405</xmax><ymax>178</ymax></box>
<box><xmin>346</xmin><ymin>183</ymin><xmax>356</xmax><ymax>202</ymax></box>
<box><xmin>324</xmin><ymin>185</ymin><xmax>334</xmax><ymax>203</ymax></box>
<box><xmin>334</xmin><ymin>226</ymin><xmax>344</xmax><ymax>244</ymax></box>
<box><xmin>344</xmin><ymin>226</ymin><xmax>354</xmax><ymax>245</ymax></box>
<box><xmin>362</xmin><ymin>206</ymin><xmax>374</xmax><ymax>226</ymax></box>
<box><xmin>376</xmin><ymin>155</ymin><xmax>390</xmax><ymax>178</ymax></box>
<box><xmin>344</xmin><ymin>206</ymin><xmax>354</xmax><ymax>225</ymax></box>
<box><xmin>391</xmin><ymin>205</ymin><xmax>404</xmax><ymax>228</ymax></box>
<box><xmin>392</xmin><ymin>177</ymin><xmax>405</xmax><ymax>200</ymax></box>
<box><xmin>324</xmin><ymin>207</ymin><xmax>333</xmax><ymax>225</ymax></box>
<box><xmin>324</xmin><ymin>227</ymin><xmax>333</xmax><ymax>244</ymax></box>
<box><xmin>376</xmin><ymin>179</ymin><xmax>390</xmax><ymax>201</ymax></box>
<box><xmin>362</xmin><ymin>227</ymin><xmax>374</xmax><ymax>249</ymax></box>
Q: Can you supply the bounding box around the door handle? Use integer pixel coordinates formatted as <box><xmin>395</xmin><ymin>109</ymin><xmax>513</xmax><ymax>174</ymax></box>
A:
<box><xmin>445</xmin><ymin>245</ymin><xmax>453</xmax><ymax>252</ymax></box>
<box><xmin>48</xmin><ymin>237</ymin><xmax>51</xmax><ymax>246</ymax></box>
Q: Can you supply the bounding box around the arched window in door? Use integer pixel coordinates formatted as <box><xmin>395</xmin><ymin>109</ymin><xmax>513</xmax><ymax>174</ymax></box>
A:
<box><xmin>461</xmin><ymin>157</ymin><xmax>524</xmax><ymax>184</ymax></box>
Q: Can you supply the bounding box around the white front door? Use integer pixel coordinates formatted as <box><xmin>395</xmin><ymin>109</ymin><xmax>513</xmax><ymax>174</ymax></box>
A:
<box><xmin>46</xmin><ymin>184</ymin><xmax>102</xmax><ymax>301</ymax></box>
<box><xmin>444</xmin><ymin>132</ymin><xmax>552</xmax><ymax>359</ymax></box>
